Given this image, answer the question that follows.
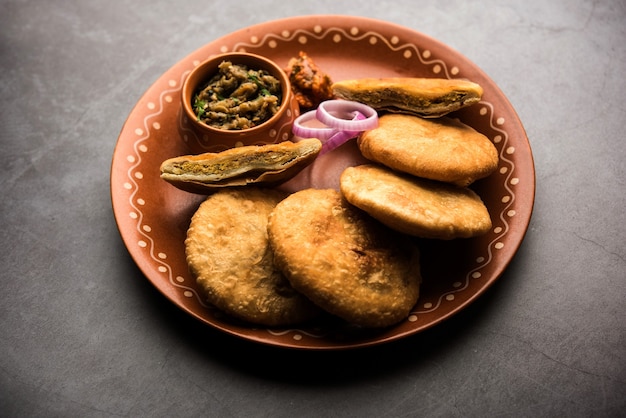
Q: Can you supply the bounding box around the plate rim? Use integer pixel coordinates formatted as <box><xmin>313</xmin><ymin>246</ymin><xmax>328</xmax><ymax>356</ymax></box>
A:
<box><xmin>110</xmin><ymin>14</ymin><xmax>535</xmax><ymax>350</ymax></box>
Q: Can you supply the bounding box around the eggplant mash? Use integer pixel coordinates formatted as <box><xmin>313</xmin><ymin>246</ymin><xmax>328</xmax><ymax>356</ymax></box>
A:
<box><xmin>192</xmin><ymin>61</ymin><xmax>282</xmax><ymax>130</ymax></box>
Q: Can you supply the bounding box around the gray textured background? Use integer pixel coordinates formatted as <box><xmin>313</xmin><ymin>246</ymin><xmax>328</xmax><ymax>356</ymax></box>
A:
<box><xmin>1</xmin><ymin>0</ymin><xmax>625</xmax><ymax>416</ymax></box>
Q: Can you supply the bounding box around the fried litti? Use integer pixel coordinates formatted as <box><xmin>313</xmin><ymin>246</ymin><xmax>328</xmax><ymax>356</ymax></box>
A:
<box><xmin>340</xmin><ymin>164</ymin><xmax>492</xmax><ymax>240</ymax></box>
<box><xmin>267</xmin><ymin>188</ymin><xmax>421</xmax><ymax>328</ymax></box>
<box><xmin>185</xmin><ymin>188</ymin><xmax>321</xmax><ymax>326</ymax></box>
<box><xmin>331</xmin><ymin>77</ymin><xmax>483</xmax><ymax>118</ymax></box>
<box><xmin>358</xmin><ymin>114</ymin><xmax>498</xmax><ymax>186</ymax></box>
<box><xmin>160</xmin><ymin>138</ymin><xmax>322</xmax><ymax>193</ymax></box>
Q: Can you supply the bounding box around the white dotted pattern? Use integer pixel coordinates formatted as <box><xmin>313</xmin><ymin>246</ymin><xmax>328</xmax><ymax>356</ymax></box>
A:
<box><xmin>123</xmin><ymin>70</ymin><xmax>209</xmax><ymax>308</ymax></box>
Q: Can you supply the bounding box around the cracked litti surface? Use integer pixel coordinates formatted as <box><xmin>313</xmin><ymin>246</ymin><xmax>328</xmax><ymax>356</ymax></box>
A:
<box><xmin>185</xmin><ymin>188</ymin><xmax>321</xmax><ymax>326</ymax></box>
<box><xmin>267</xmin><ymin>188</ymin><xmax>421</xmax><ymax>328</ymax></box>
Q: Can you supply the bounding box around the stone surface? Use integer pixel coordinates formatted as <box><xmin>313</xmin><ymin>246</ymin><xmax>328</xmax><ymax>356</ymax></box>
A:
<box><xmin>1</xmin><ymin>0</ymin><xmax>625</xmax><ymax>416</ymax></box>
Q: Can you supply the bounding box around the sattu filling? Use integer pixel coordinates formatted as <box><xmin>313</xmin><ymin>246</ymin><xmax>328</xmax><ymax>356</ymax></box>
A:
<box><xmin>167</xmin><ymin>151</ymin><xmax>302</xmax><ymax>179</ymax></box>
<box><xmin>346</xmin><ymin>90</ymin><xmax>475</xmax><ymax>112</ymax></box>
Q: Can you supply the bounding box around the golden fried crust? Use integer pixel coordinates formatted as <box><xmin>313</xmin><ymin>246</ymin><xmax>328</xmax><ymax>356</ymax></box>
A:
<box><xmin>340</xmin><ymin>164</ymin><xmax>492</xmax><ymax>240</ymax></box>
<box><xmin>267</xmin><ymin>188</ymin><xmax>421</xmax><ymax>328</ymax></box>
<box><xmin>331</xmin><ymin>77</ymin><xmax>483</xmax><ymax>117</ymax></box>
<box><xmin>358</xmin><ymin>114</ymin><xmax>498</xmax><ymax>186</ymax></box>
<box><xmin>185</xmin><ymin>188</ymin><xmax>321</xmax><ymax>326</ymax></box>
<box><xmin>160</xmin><ymin>138</ymin><xmax>322</xmax><ymax>193</ymax></box>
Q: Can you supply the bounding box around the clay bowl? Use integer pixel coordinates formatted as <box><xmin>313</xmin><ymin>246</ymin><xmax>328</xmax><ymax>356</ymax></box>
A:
<box><xmin>180</xmin><ymin>52</ymin><xmax>299</xmax><ymax>153</ymax></box>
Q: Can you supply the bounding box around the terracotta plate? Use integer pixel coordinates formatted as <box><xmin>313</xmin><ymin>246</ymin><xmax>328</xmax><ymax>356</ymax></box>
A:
<box><xmin>110</xmin><ymin>15</ymin><xmax>535</xmax><ymax>350</ymax></box>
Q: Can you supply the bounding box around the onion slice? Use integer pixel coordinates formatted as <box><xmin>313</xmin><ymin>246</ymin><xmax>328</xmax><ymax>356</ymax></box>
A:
<box><xmin>318</xmin><ymin>112</ymin><xmax>365</xmax><ymax>156</ymax></box>
<box><xmin>292</xmin><ymin>110</ymin><xmax>336</xmax><ymax>140</ymax></box>
<box><xmin>316</xmin><ymin>100</ymin><xmax>378</xmax><ymax>132</ymax></box>
<box><xmin>292</xmin><ymin>100</ymin><xmax>378</xmax><ymax>156</ymax></box>
<box><xmin>319</xmin><ymin>130</ymin><xmax>359</xmax><ymax>156</ymax></box>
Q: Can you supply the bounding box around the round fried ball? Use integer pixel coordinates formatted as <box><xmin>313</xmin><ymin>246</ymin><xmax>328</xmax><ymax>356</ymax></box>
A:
<box><xmin>267</xmin><ymin>188</ymin><xmax>421</xmax><ymax>328</ymax></box>
<box><xmin>185</xmin><ymin>188</ymin><xmax>321</xmax><ymax>326</ymax></box>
